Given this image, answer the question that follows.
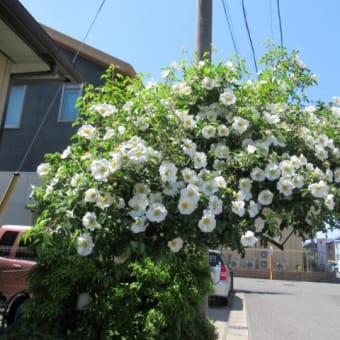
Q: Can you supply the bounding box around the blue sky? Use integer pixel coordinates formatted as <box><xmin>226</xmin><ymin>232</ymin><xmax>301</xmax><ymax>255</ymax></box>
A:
<box><xmin>20</xmin><ymin>0</ymin><xmax>340</xmax><ymax>104</ymax></box>
<box><xmin>20</xmin><ymin>0</ymin><xmax>339</xmax><ymax>238</ymax></box>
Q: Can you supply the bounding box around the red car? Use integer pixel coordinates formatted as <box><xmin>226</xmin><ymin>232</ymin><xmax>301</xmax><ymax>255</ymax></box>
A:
<box><xmin>0</xmin><ymin>225</ymin><xmax>35</xmax><ymax>326</ymax></box>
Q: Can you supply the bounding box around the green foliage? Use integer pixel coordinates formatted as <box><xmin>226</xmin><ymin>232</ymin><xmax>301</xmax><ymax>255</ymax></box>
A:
<box><xmin>4</xmin><ymin>246</ymin><xmax>216</xmax><ymax>339</ymax></box>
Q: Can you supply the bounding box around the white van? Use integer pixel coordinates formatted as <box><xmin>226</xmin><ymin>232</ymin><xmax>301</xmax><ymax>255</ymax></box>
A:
<box><xmin>209</xmin><ymin>250</ymin><xmax>233</xmax><ymax>305</ymax></box>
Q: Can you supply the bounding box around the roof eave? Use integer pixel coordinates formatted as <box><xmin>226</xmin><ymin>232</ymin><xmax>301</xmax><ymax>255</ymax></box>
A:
<box><xmin>42</xmin><ymin>25</ymin><xmax>136</xmax><ymax>78</ymax></box>
<box><xmin>0</xmin><ymin>0</ymin><xmax>83</xmax><ymax>83</ymax></box>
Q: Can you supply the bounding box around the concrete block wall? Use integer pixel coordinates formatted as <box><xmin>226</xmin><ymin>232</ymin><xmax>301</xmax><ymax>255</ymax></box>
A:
<box><xmin>232</xmin><ymin>268</ymin><xmax>337</xmax><ymax>283</ymax></box>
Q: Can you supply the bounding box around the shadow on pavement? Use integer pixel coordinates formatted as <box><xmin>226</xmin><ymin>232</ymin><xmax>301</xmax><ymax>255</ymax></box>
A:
<box><xmin>206</xmin><ymin>308</ymin><xmax>228</xmax><ymax>322</ymax></box>
<box><xmin>207</xmin><ymin>292</ymin><xmax>240</xmax><ymax>323</ymax></box>
<box><xmin>227</xmin><ymin>294</ymin><xmax>243</xmax><ymax>311</ymax></box>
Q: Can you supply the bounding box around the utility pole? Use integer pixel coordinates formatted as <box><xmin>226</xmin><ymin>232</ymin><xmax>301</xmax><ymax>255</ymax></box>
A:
<box><xmin>196</xmin><ymin>0</ymin><xmax>213</xmax><ymax>316</ymax></box>
<box><xmin>196</xmin><ymin>0</ymin><xmax>212</xmax><ymax>62</ymax></box>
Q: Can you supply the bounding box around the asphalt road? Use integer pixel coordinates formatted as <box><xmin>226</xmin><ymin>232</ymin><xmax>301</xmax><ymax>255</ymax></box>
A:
<box><xmin>235</xmin><ymin>277</ymin><xmax>340</xmax><ymax>340</ymax></box>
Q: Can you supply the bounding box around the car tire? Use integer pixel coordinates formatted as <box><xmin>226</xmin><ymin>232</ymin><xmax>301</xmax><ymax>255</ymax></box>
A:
<box><xmin>6</xmin><ymin>296</ymin><xmax>28</xmax><ymax>325</ymax></box>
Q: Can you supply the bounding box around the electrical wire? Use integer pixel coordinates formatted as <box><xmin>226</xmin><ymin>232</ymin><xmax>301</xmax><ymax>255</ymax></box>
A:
<box><xmin>269</xmin><ymin>0</ymin><xmax>274</xmax><ymax>41</ymax></box>
<box><xmin>241</xmin><ymin>0</ymin><xmax>258</xmax><ymax>73</ymax></box>
<box><xmin>276</xmin><ymin>0</ymin><xmax>283</xmax><ymax>47</ymax></box>
<box><xmin>17</xmin><ymin>87</ymin><xmax>63</xmax><ymax>172</ymax></box>
<box><xmin>221</xmin><ymin>0</ymin><xmax>240</xmax><ymax>57</ymax></box>
<box><xmin>17</xmin><ymin>0</ymin><xmax>106</xmax><ymax>172</ymax></box>
<box><xmin>72</xmin><ymin>0</ymin><xmax>106</xmax><ymax>64</ymax></box>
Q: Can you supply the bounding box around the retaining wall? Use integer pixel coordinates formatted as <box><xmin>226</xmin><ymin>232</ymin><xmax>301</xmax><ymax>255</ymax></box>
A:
<box><xmin>233</xmin><ymin>268</ymin><xmax>337</xmax><ymax>283</ymax></box>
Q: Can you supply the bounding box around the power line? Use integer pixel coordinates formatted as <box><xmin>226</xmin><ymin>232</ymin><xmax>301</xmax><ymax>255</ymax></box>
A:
<box><xmin>241</xmin><ymin>0</ymin><xmax>258</xmax><ymax>73</ymax></box>
<box><xmin>276</xmin><ymin>0</ymin><xmax>283</xmax><ymax>47</ymax></box>
<box><xmin>221</xmin><ymin>0</ymin><xmax>240</xmax><ymax>57</ymax></box>
<box><xmin>72</xmin><ymin>0</ymin><xmax>106</xmax><ymax>63</ymax></box>
<box><xmin>17</xmin><ymin>87</ymin><xmax>62</xmax><ymax>172</ymax></box>
<box><xmin>17</xmin><ymin>0</ymin><xmax>107</xmax><ymax>172</ymax></box>
<box><xmin>269</xmin><ymin>0</ymin><xmax>274</xmax><ymax>41</ymax></box>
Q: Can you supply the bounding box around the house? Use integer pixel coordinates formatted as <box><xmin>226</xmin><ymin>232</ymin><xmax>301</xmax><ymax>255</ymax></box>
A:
<box><xmin>304</xmin><ymin>236</ymin><xmax>340</xmax><ymax>271</ymax></box>
<box><xmin>328</xmin><ymin>237</ymin><xmax>340</xmax><ymax>263</ymax></box>
<box><xmin>0</xmin><ymin>0</ymin><xmax>135</xmax><ymax>225</ymax></box>
<box><xmin>0</xmin><ymin>0</ymin><xmax>82</xmax><ymax>126</ymax></box>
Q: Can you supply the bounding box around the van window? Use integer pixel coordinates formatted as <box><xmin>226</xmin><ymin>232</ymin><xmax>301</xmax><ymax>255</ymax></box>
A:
<box><xmin>0</xmin><ymin>231</ymin><xmax>19</xmax><ymax>257</ymax></box>
<box><xmin>16</xmin><ymin>239</ymin><xmax>35</xmax><ymax>261</ymax></box>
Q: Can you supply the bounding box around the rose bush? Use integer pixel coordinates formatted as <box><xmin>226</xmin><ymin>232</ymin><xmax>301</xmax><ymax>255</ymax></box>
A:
<box><xmin>33</xmin><ymin>46</ymin><xmax>338</xmax><ymax>254</ymax></box>
<box><xmin>5</xmin><ymin>46</ymin><xmax>339</xmax><ymax>339</ymax></box>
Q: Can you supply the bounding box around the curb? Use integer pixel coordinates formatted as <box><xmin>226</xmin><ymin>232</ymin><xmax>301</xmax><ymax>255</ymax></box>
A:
<box><xmin>225</xmin><ymin>292</ymin><xmax>249</xmax><ymax>340</ymax></box>
<box><xmin>211</xmin><ymin>292</ymin><xmax>249</xmax><ymax>340</ymax></box>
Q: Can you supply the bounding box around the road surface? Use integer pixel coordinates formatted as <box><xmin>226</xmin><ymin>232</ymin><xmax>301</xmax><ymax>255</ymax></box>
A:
<box><xmin>236</xmin><ymin>277</ymin><xmax>340</xmax><ymax>340</ymax></box>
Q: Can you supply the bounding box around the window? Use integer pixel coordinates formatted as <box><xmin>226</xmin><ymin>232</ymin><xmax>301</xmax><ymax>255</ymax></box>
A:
<box><xmin>209</xmin><ymin>252</ymin><xmax>224</xmax><ymax>267</ymax></box>
<box><xmin>4</xmin><ymin>85</ymin><xmax>26</xmax><ymax>128</ymax></box>
<box><xmin>16</xmin><ymin>238</ymin><xmax>35</xmax><ymax>261</ymax></box>
<box><xmin>0</xmin><ymin>231</ymin><xmax>18</xmax><ymax>257</ymax></box>
<box><xmin>58</xmin><ymin>84</ymin><xmax>81</xmax><ymax>122</ymax></box>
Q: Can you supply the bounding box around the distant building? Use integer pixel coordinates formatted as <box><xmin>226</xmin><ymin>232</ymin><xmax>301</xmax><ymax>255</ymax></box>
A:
<box><xmin>317</xmin><ymin>238</ymin><xmax>328</xmax><ymax>269</ymax></box>
<box><xmin>326</xmin><ymin>237</ymin><xmax>340</xmax><ymax>263</ymax></box>
<box><xmin>304</xmin><ymin>236</ymin><xmax>340</xmax><ymax>271</ymax></box>
<box><xmin>226</xmin><ymin>228</ymin><xmax>305</xmax><ymax>272</ymax></box>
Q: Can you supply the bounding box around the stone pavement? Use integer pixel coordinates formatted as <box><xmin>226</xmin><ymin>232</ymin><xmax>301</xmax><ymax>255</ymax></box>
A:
<box><xmin>209</xmin><ymin>292</ymin><xmax>249</xmax><ymax>340</ymax></box>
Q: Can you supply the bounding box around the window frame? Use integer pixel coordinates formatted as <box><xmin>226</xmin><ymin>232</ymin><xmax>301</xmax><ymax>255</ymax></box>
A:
<box><xmin>4</xmin><ymin>85</ymin><xmax>27</xmax><ymax>129</ymax></box>
<box><xmin>58</xmin><ymin>83</ymin><xmax>82</xmax><ymax>122</ymax></box>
